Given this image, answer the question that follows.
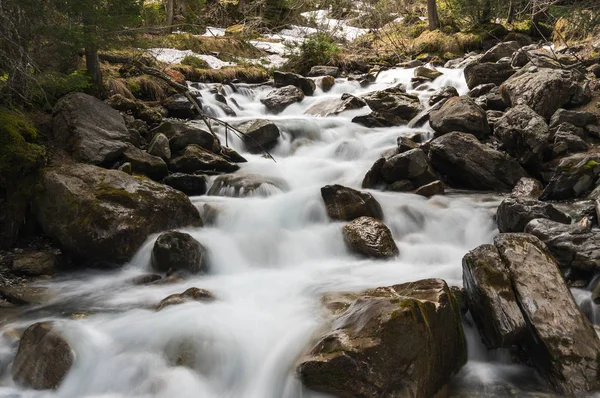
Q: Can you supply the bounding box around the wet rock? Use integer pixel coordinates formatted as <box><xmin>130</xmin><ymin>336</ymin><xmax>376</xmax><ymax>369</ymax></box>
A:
<box><xmin>208</xmin><ymin>173</ymin><xmax>287</xmax><ymax>197</ymax></box>
<box><xmin>540</xmin><ymin>153</ymin><xmax>600</xmax><ymax>200</ymax></box>
<box><xmin>128</xmin><ymin>274</ymin><xmax>162</xmax><ymax>285</ymax></box>
<box><xmin>118</xmin><ymin>162</ymin><xmax>132</xmax><ymax>174</ymax></box>
<box><xmin>162</xmin><ymin>94</ymin><xmax>198</xmax><ymax>119</ymax></box>
<box><xmin>510</xmin><ymin>177</ymin><xmax>544</xmax><ymax>199</ymax></box>
<box><xmin>298</xmin><ymin>279</ymin><xmax>466</xmax><ymax>397</ymax></box>
<box><xmin>220</xmin><ymin>146</ymin><xmax>247</xmax><ymax>163</ymax></box>
<box><xmin>361</xmin><ymin>158</ymin><xmax>386</xmax><ymax>189</ymax></box>
<box><xmin>261</xmin><ymin>85</ymin><xmax>305</xmax><ymax>114</ymax></box>
<box><xmin>499</xmin><ymin>68</ymin><xmax>589</xmax><ymax>120</ymax></box>
<box><xmin>162</xmin><ymin>173</ymin><xmax>207</xmax><ymax>196</ymax></box>
<box><xmin>169</xmin><ymin>127</ymin><xmax>219</xmax><ymax>153</ymax></box>
<box><xmin>380</xmin><ymin>148</ymin><xmax>430</xmax><ymax>184</ymax></box>
<box><xmin>106</xmin><ymin>94</ymin><xmax>162</xmax><ymax>125</ymax></box>
<box><xmin>525</xmin><ymin>218</ymin><xmax>600</xmax><ymax>273</ymax></box>
<box><xmin>467</xmin><ymin>83</ymin><xmax>497</xmax><ymax>98</ymax></box>
<box><xmin>169</xmin><ymin>145</ymin><xmax>239</xmax><ymax>174</ymax></box>
<box><xmin>485</xmin><ymin>110</ymin><xmax>504</xmax><ymax>129</ymax></box>
<box><xmin>157</xmin><ymin>287</ymin><xmax>215</xmax><ymax>311</ymax></box>
<box><xmin>321</xmin><ymin>185</ymin><xmax>383</xmax><ymax>221</ymax></box>
<box><xmin>317</xmin><ymin>76</ymin><xmax>335</xmax><ymax>92</ymax></box>
<box><xmin>396</xmin><ymin>136</ymin><xmax>419</xmax><ymax>154</ymax></box>
<box><xmin>361</xmin><ymin>86</ymin><xmax>423</xmax><ymax>123</ymax></box>
<box><xmin>305</xmin><ymin>94</ymin><xmax>366</xmax><ymax>117</ymax></box>
<box><xmin>549</xmin><ymin>109</ymin><xmax>598</xmax><ymax>129</ymax></box>
<box><xmin>273</xmin><ymin>71</ymin><xmax>316</xmax><ymax>96</ymax></box>
<box><xmin>464</xmin><ymin>63</ymin><xmax>516</xmax><ymax>90</ymax></box>
<box><xmin>463</xmin><ymin>244</ymin><xmax>526</xmax><ymax>348</ymax></box>
<box><xmin>147</xmin><ymin>133</ymin><xmax>171</xmax><ymax>161</ymax></box>
<box><xmin>33</xmin><ymin>163</ymin><xmax>202</xmax><ymax>265</ymax></box>
<box><xmin>428</xmin><ymin>86</ymin><xmax>459</xmax><ymax>106</ymax></box>
<box><xmin>428</xmin><ymin>132</ymin><xmax>528</xmax><ymax>191</ymax></box>
<box><xmin>0</xmin><ymin>286</ymin><xmax>50</xmax><ymax>306</ymax></box>
<box><xmin>151</xmin><ymin>231</ymin><xmax>208</xmax><ymax>274</ymax></box>
<box><xmin>342</xmin><ymin>216</ymin><xmax>398</xmax><ymax>258</ymax></box>
<box><xmin>551</xmin><ymin>129</ymin><xmax>589</xmax><ymax>157</ymax></box>
<box><xmin>479</xmin><ymin>41</ymin><xmax>521</xmax><ymax>63</ymax></box>
<box><xmin>53</xmin><ymin>93</ymin><xmax>130</xmax><ymax>165</ymax></box>
<box><xmin>496</xmin><ymin>197</ymin><xmax>571</xmax><ymax>233</ymax></box>
<box><xmin>307</xmin><ymin>66</ymin><xmax>340</xmax><ymax>78</ymax></box>
<box><xmin>121</xmin><ymin>145</ymin><xmax>168</xmax><ymax>181</ymax></box>
<box><xmin>414</xmin><ymin>66</ymin><xmax>442</xmax><ymax>80</ymax></box>
<box><xmin>388</xmin><ymin>180</ymin><xmax>414</xmax><ymax>192</ymax></box>
<box><xmin>414</xmin><ymin>180</ymin><xmax>445</xmax><ymax>197</ymax></box>
<box><xmin>473</xmin><ymin>87</ymin><xmax>507</xmax><ymax>111</ymax></box>
<box><xmin>494</xmin><ymin>105</ymin><xmax>549</xmax><ymax>168</ymax></box>
<box><xmin>237</xmin><ymin>119</ymin><xmax>281</xmax><ymax>153</ymax></box>
<box><xmin>12</xmin><ymin>322</ymin><xmax>74</xmax><ymax>390</ymax></box>
<box><xmin>429</xmin><ymin>97</ymin><xmax>490</xmax><ymax>139</ymax></box>
<box><xmin>12</xmin><ymin>252</ymin><xmax>58</xmax><ymax>277</ymax></box>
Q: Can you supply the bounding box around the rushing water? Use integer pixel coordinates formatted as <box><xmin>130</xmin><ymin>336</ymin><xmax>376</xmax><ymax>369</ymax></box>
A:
<box><xmin>0</xmin><ymin>67</ymin><xmax>570</xmax><ymax>397</ymax></box>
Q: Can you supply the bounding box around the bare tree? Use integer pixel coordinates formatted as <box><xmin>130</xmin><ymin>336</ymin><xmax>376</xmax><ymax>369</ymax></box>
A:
<box><xmin>166</xmin><ymin>0</ymin><xmax>174</xmax><ymax>32</ymax></box>
<box><xmin>427</xmin><ymin>0</ymin><xmax>440</xmax><ymax>30</ymax></box>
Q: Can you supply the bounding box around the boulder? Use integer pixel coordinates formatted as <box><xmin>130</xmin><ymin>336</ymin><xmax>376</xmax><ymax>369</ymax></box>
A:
<box><xmin>540</xmin><ymin>153</ymin><xmax>600</xmax><ymax>200</ymax></box>
<box><xmin>106</xmin><ymin>94</ymin><xmax>162</xmax><ymax>125</ymax></box>
<box><xmin>414</xmin><ymin>180</ymin><xmax>445</xmax><ymax>197</ymax></box>
<box><xmin>121</xmin><ymin>145</ymin><xmax>168</xmax><ymax>181</ymax></box>
<box><xmin>298</xmin><ymin>279</ymin><xmax>466</xmax><ymax>397</ymax></box>
<box><xmin>525</xmin><ymin>218</ymin><xmax>600</xmax><ymax>273</ymax></box>
<box><xmin>428</xmin><ymin>86</ymin><xmax>458</xmax><ymax>106</ymax></box>
<box><xmin>468</xmin><ymin>83</ymin><xmax>497</xmax><ymax>98</ymax></box>
<box><xmin>493</xmin><ymin>105</ymin><xmax>549</xmax><ymax>168</ymax></box>
<box><xmin>317</xmin><ymin>75</ymin><xmax>335</xmax><ymax>92</ymax></box>
<box><xmin>473</xmin><ymin>86</ymin><xmax>507</xmax><ymax>111</ymax></box>
<box><xmin>463</xmin><ymin>244</ymin><xmax>526</xmax><ymax>348</ymax></box>
<box><xmin>33</xmin><ymin>163</ymin><xmax>202</xmax><ymax>265</ymax></box>
<box><xmin>361</xmin><ymin>158</ymin><xmax>386</xmax><ymax>189</ymax></box>
<box><xmin>169</xmin><ymin>127</ymin><xmax>219</xmax><ymax>153</ymax></box>
<box><xmin>499</xmin><ymin>68</ymin><xmax>589</xmax><ymax>120</ymax></box>
<box><xmin>273</xmin><ymin>71</ymin><xmax>316</xmax><ymax>96</ymax></box>
<box><xmin>12</xmin><ymin>322</ymin><xmax>74</xmax><ymax>390</ymax></box>
<box><xmin>342</xmin><ymin>216</ymin><xmax>398</xmax><ymax>258</ymax></box>
<box><xmin>169</xmin><ymin>145</ymin><xmax>239</xmax><ymax>174</ymax></box>
<box><xmin>151</xmin><ymin>231</ymin><xmax>208</xmax><ymax>274</ymax></box>
<box><xmin>162</xmin><ymin>173</ymin><xmax>207</xmax><ymax>196</ymax></box>
<box><xmin>11</xmin><ymin>252</ymin><xmax>58</xmax><ymax>277</ymax></box>
<box><xmin>550</xmin><ymin>109</ymin><xmax>598</xmax><ymax>129</ymax></box>
<box><xmin>496</xmin><ymin>197</ymin><xmax>571</xmax><ymax>233</ymax></box>
<box><xmin>162</xmin><ymin>94</ymin><xmax>198</xmax><ymax>119</ymax></box>
<box><xmin>380</xmin><ymin>149</ymin><xmax>429</xmax><ymax>184</ymax></box>
<box><xmin>147</xmin><ymin>133</ymin><xmax>171</xmax><ymax>161</ymax></box>
<box><xmin>321</xmin><ymin>185</ymin><xmax>383</xmax><ymax>221</ymax></box>
<box><xmin>414</xmin><ymin>66</ymin><xmax>442</xmax><ymax>80</ymax></box>
<box><xmin>428</xmin><ymin>132</ymin><xmax>528</xmax><ymax>191</ymax></box>
<box><xmin>207</xmin><ymin>173</ymin><xmax>287</xmax><ymax>197</ymax></box>
<box><xmin>361</xmin><ymin>87</ymin><xmax>423</xmax><ymax>123</ymax></box>
<box><xmin>261</xmin><ymin>85</ymin><xmax>305</xmax><ymax>114</ymax></box>
<box><xmin>479</xmin><ymin>41</ymin><xmax>521</xmax><ymax>63</ymax></box>
<box><xmin>510</xmin><ymin>177</ymin><xmax>544</xmax><ymax>199</ymax></box>
<box><xmin>429</xmin><ymin>97</ymin><xmax>490</xmax><ymax>139</ymax></box>
<box><xmin>237</xmin><ymin>119</ymin><xmax>281</xmax><ymax>153</ymax></box>
<box><xmin>552</xmin><ymin>129</ymin><xmax>589</xmax><ymax>157</ymax></box>
<box><xmin>157</xmin><ymin>287</ymin><xmax>215</xmax><ymax>311</ymax></box>
<box><xmin>464</xmin><ymin>63</ymin><xmax>516</xmax><ymax>90</ymax></box>
<box><xmin>0</xmin><ymin>286</ymin><xmax>50</xmax><ymax>306</ymax></box>
<box><xmin>307</xmin><ymin>66</ymin><xmax>340</xmax><ymax>78</ymax></box>
<box><xmin>305</xmin><ymin>94</ymin><xmax>366</xmax><ymax>117</ymax></box>
<box><xmin>53</xmin><ymin>93</ymin><xmax>130</xmax><ymax>165</ymax></box>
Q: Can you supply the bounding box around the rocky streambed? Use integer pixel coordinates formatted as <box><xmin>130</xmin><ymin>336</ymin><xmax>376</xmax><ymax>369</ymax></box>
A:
<box><xmin>2</xmin><ymin>41</ymin><xmax>600</xmax><ymax>398</ymax></box>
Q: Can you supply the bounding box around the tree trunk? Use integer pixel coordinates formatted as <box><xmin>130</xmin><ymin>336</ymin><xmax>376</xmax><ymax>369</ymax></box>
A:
<box><xmin>85</xmin><ymin>45</ymin><xmax>104</xmax><ymax>96</ymax></box>
<box><xmin>480</xmin><ymin>0</ymin><xmax>491</xmax><ymax>23</ymax></box>
<box><xmin>507</xmin><ymin>1</ymin><xmax>515</xmax><ymax>24</ymax></box>
<box><xmin>166</xmin><ymin>0</ymin><xmax>174</xmax><ymax>32</ymax></box>
<box><xmin>427</xmin><ymin>0</ymin><xmax>440</xmax><ymax>30</ymax></box>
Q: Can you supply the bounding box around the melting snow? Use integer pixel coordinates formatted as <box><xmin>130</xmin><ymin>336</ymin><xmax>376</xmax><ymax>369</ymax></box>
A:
<box><xmin>147</xmin><ymin>48</ymin><xmax>236</xmax><ymax>69</ymax></box>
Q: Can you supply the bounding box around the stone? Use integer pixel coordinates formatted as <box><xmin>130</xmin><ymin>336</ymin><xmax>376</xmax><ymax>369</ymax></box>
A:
<box><xmin>510</xmin><ymin>177</ymin><xmax>544</xmax><ymax>199</ymax></box>
<box><xmin>147</xmin><ymin>133</ymin><xmax>171</xmax><ymax>161</ymax></box>
<box><xmin>307</xmin><ymin>66</ymin><xmax>340</xmax><ymax>77</ymax></box>
<box><xmin>321</xmin><ymin>185</ymin><xmax>383</xmax><ymax>221</ymax></box>
<box><xmin>121</xmin><ymin>145</ymin><xmax>168</xmax><ymax>181</ymax></box>
<box><xmin>462</xmin><ymin>244</ymin><xmax>526</xmax><ymax>348</ymax></box>
<box><xmin>496</xmin><ymin>197</ymin><xmax>571</xmax><ymax>233</ymax></box>
<box><xmin>479</xmin><ymin>41</ymin><xmax>521</xmax><ymax>63</ymax></box>
<box><xmin>342</xmin><ymin>216</ymin><xmax>398</xmax><ymax>258</ymax></box>
<box><xmin>33</xmin><ymin>163</ymin><xmax>202</xmax><ymax>265</ymax></box>
<box><xmin>414</xmin><ymin>180</ymin><xmax>444</xmax><ymax>197</ymax></box>
<box><xmin>317</xmin><ymin>75</ymin><xmax>335</xmax><ymax>92</ymax></box>
<box><xmin>552</xmin><ymin>129</ymin><xmax>589</xmax><ymax>157</ymax></box>
<box><xmin>464</xmin><ymin>62</ymin><xmax>516</xmax><ymax>90</ymax></box>
<box><xmin>474</xmin><ymin>87</ymin><xmax>507</xmax><ymax>111</ymax></box>
<box><xmin>207</xmin><ymin>173</ymin><xmax>287</xmax><ymax>197</ymax></box>
<box><xmin>261</xmin><ymin>85</ymin><xmax>305</xmax><ymax>114</ymax></box>
<box><xmin>485</xmin><ymin>110</ymin><xmax>504</xmax><ymax>129</ymax></box>
<box><xmin>540</xmin><ymin>153</ymin><xmax>600</xmax><ymax>200</ymax></box>
<box><xmin>361</xmin><ymin>86</ymin><xmax>424</xmax><ymax>123</ymax></box>
<box><xmin>429</xmin><ymin>96</ymin><xmax>490</xmax><ymax>139</ymax></box>
<box><xmin>388</xmin><ymin>180</ymin><xmax>414</xmax><ymax>192</ymax></box>
<box><xmin>53</xmin><ymin>93</ymin><xmax>130</xmax><ymax>165</ymax></box>
<box><xmin>468</xmin><ymin>83</ymin><xmax>497</xmax><ymax>98</ymax></box>
<box><xmin>220</xmin><ymin>146</ymin><xmax>247</xmax><ymax>163</ymax></box>
<box><xmin>237</xmin><ymin>119</ymin><xmax>281</xmax><ymax>153</ymax></box>
<box><xmin>361</xmin><ymin>158</ymin><xmax>386</xmax><ymax>189</ymax></box>
<box><xmin>550</xmin><ymin>109</ymin><xmax>598</xmax><ymax>129</ymax></box>
<box><xmin>157</xmin><ymin>287</ymin><xmax>215</xmax><ymax>311</ymax></box>
<box><xmin>428</xmin><ymin>86</ymin><xmax>459</xmax><ymax>106</ymax></box>
<box><xmin>169</xmin><ymin>127</ymin><xmax>219</xmax><ymax>153</ymax></box>
<box><xmin>428</xmin><ymin>132</ymin><xmax>528</xmax><ymax>191</ymax></box>
<box><xmin>162</xmin><ymin>94</ymin><xmax>198</xmax><ymax>119</ymax></box>
<box><xmin>169</xmin><ymin>145</ymin><xmax>240</xmax><ymax>174</ymax></box>
<box><xmin>118</xmin><ymin>162</ymin><xmax>132</xmax><ymax>174</ymax></box>
<box><xmin>12</xmin><ymin>322</ymin><xmax>74</xmax><ymax>390</ymax></box>
<box><xmin>162</xmin><ymin>173</ymin><xmax>207</xmax><ymax>196</ymax></box>
<box><xmin>151</xmin><ymin>231</ymin><xmax>208</xmax><ymax>274</ymax></box>
<box><xmin>12</xmin><ymin>252</ymin><xmax>58</xmax><ymax>276</ymax></box>
<box><xmin>273</xmin><ymin>71</ymin><xmax>316</xmax><ymax>96</ymax></box>
<box><xmin>0</xmin><ymin>286</ymin><xmax>50</xmax><ymax>306</ymax></box>
<box><xmin>380</xmin><ymin>149</ymin><xmax>429</xmax><ymax>183</ymax></box>
<box><xmin>414</xmin><ymin>66</ymin><xmax>443</xmax><ymax>80</ymax></box>
<box><xmin>305</xmin><ymin>94</ymin><xmax>367</xmax><ymax>117</ymax></box>
<box><xmin>493</xmin><ymin>105</ymin><xmax>549</xmax><ymax>168</ymax></box>
<box><xmin>298</xmin><ymin>279</ymin><xmax>466</xmax><ymax>397</ymax></box>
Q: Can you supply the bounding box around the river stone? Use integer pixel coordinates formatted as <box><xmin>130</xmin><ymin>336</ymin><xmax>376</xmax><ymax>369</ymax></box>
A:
<box><xmin>494</xmin><ymin>233</ymin><xmax>600</xmax><ymax>394</ymax></box>
<box><xmin>361</xmin><ymin>158</ymin><xmax>386</xmax><ymax>189</ymax></box>
<box><xmin>414</xmin><ymin>180</ymin><xmax>445</xmax><ymax>197</ymax></box>
<box><xmin>261</xmin><ymin>85</ymin><xmax>305</xmax><ymax>114</ymax></box>
<box><xmin>162</xmin><ymin>173</ymin><xmax>207</xmax><ymax>196</ymax></box>
<box><xmin>305</xmin><ymin>94</ymin><xmax>366</xmax><ymax>117</ymax></box>
<box><xmin>550</xmin><ymin>109</ymin><xmax>598</xmax><ymax>129</ymax></box>
<box><xmin>157</xmin><ymin>287</ymin><xmax>215</xmax><ymax>311</ymax></box>
<box><xmin>298</xmin><ymin>279</ymin><xmax>466</xmax><ymax>397</ymax></box>
<box><xmin>12</xmin><ymin>322</ymin><xmax>74</xmax><ymax>390</ymax></box>
<box><xmin>169</xmin><ymin>127</ymin><xmax>219</xmax><ymax>153</ymax></box>
<box><xmin>273</xmin><ymin>71</ymin><xmax>316</xmax><ymax>96</ymax></box>
<box><xmin>525</xmin><ymin>218</ymin><xmax>600</xmax><ymax>273</ymax></box>
<box><xmin>162</xmin><ymin>94</ymin><xmax>197</xmax><ymax>119</ymax></box>
<box><xmin>428</xmin><ymin>86</ymin><xmax>458</xmax><ymax>106</ymax></box>
<box><xmin>121</xmin><ymin>145</ymin><xmax>168</xmax><ymax>181</ymax></box>
<box><xmin>464</xmin><ymin>63</ymin><xmax>516</xmax><ymax>90</ymax></box>
<box><xmin>169</xmin><ymin>145</ymin><xmax>239</xmax><ymax>174</ymax></box>
<box><xmin>208</xmin><ymin>174</ymin><xmax>287</xmax><ymax>197</ymax></box>
<box><xmin>380</xmin><ymin>148</ymin><xmax>429</xmax><ymax>184</ymax></box>
<box><xmin>147</xmin><ymin>133</ymin><xmax>171</xmax><ymax>160</ymax></box>
<box><xmin>151</xmin><ymin>231</ymin><xmax>208</xmax><ymax>274</ymax></box>
<box><xmin>33</xmin><ymin>163</ymin><xmax>202</xmax><ymax>265</ymax></box>
<box><xmin>468</xmin><ymin>83</ymin><xmax>497</xmax><ymax>98</ymax></box>
<box><xmin>342</xmin><ymin>216</ymin><xmax>398</xmax><ymax>258</ymax></box>
<box><xmin>552</xmin><ymin>129</ymin><xmax>589</xmax><ymax>157</ymax></box>
<box><xmin>510</xmin><ymin>177</ymin><xmax>544</xmax><ymax>199</ymax></box>
<box><xmin>462</xmin><ymin>244</ymin><xmax>526</xmax><ymax>348</ymax></box>
<box><xmin>496</xmin><ymin>197</ymin><xmax>571</xmax><ymax>233</ymax></box>
<box><xmin>12</xmin><ymin>252</ymin><xmax>58</xmax><ymax>277</ymax></box>
<box><xmin>429</xmin><ymin>96</ymin><xmax>490</xmax><ymax>139</ymax></box>
<box><xmin>321</xmin><ymin>185</ymin><xmax>383</xmax><ymax>221</ymax></box>
<box><xmin>414</xmin><ymin>66</ymin><xmax>442</xmax><ymax>80</ymax></box>
<box><xmin>540</xmin><ymin>153</ymin><xmax>600</xmax><ymax>200</ymax></box>
<box><xmin>494</xmin><ymin>105</ymin><xmax>549</xmax><ymax>168</ymax></box>
<box><xmin>238</xmin><ymin>119</ymin><xmax>281</xmax><ymax>153</ymax></box>
<box><xmin>479</xmin><ymin>41</ymin><xmax>521</xmax><ymax>63</ymax></box>
<box><xmin>428</xmin><ymin>132</ymin><xmax>528</xmax><ymax>191</ymax></box>
<box><xmin>0</xmin><ymin>286</ymin><xmax>50</xmax><ymax>306</ymax></box>
<box><xmin>361</xmin><ymin>86</ymin><xmax>424</xmax><ymax>122</ymax></box>
<box><xmin>53</xmin><ymin>93</ymin><xmax>130</xmax><ymax>165</ymax></box>
<box><xmin>307</xmin><ymin>66</ymin><xmax>340</xmax><ymax>77</ymax></box>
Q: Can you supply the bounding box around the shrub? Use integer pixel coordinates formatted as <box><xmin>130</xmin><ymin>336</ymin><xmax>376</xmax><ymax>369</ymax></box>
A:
<box><xmin>181</xmin><ymin>55</ymin><xmax>210</xmax><ymax>69</ymax></box>
<box><xmin>26</xmin><ymin>70</ymin><xmax>92</xmax><ymax>110</ymax></box>
<box><xmin>284</xmin><ymin>33</ymin><xmax>341</xmax><ymax>75</ymax></box>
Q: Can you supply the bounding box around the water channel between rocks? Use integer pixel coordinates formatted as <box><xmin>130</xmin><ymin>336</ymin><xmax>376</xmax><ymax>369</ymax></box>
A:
<box><xmin>1</xmin><ymin>67</ymin><xmax>584</xmax><ymax>397</ymax></box>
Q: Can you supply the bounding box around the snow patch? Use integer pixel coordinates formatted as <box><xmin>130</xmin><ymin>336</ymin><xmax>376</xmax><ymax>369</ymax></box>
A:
<box><xmin>147</xmin><ymin>48</ymin><xmax>236</xmax><ymax>69</ymax></box>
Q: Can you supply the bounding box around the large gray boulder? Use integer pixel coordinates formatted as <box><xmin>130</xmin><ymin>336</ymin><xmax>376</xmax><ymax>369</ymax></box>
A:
<box><xmin>496</xmin><ymin>197</ymin><xmax>571</xmax><ymax>233</ymax></box>
<box><xmin>429</xmin><ymin>96</ymin><xmax>490</xmax><ymax>139</ymax></box>
<box><xmin>162</xmin><ymin>173</ymin><xmax>207</xmax><ymax>196</ymax></box>
<box><xmin>273</xmin><ymin>71</ymin><xmax>316</xmax><ymax>96</ymax></box>
<box><xmin>121</xmin><ymin>145</ymin><xmax>168</xmax><ymax>181</ymax></box>
<box><xmin>169</xmin><ymin>145</ymin><xmax>239</xmax><ymax>174</ymax></box>
<box><xmin>464</xmin><ymin>63</ymin><xmax>516</xmax><ymax>90</ymax></box>
<box><xmin>342</xmin><ymin>216</ymin><xmax>399</xmax><ymax>258</ymax></box>
<box><xmin>380</xmin><ymin>148</ymin><xmax>430</xmax><ymax>183</ymax></box>
<box><xmin>510</xmin><ymin>177</ymin><xmax>544</xmax><ymax>199</ymax></box>
<box><xmin>361</xmin><ymin>86</ymin><xmax>424</xmax><ymax>124</ymax></box>
<box><xmin>53</xmin><ymin>93</ymin><xmax>131</xmax><ymax>165</ymax></box>
<box><xmin>307</xmin><ymin>66</ymin><xmax>339</xmax><ymax>77</ymax></box>
<box><xmin>305</xmin><ymin>94</ymin><xmax>366</xmax><ymax>117</ymax></box>
<box><xmin>540</xmin><ymin>153</ymin><xmax>600</xmax><ymax>200</ymax></box>
<box><xmin>237</xmin><ymin>119</ymin><xmax>281</xmax><ymax>153</ymax></box>
<box><xmin>151</xmin><ymin>231</ymin><xmax>208</xmax><ymax>274</ymax></box>
<box><xmin>428</xmin><ymin>132</ymin><xmax>528</xmax><ymax>191</ymax></box>
<box><xmin>321</xmin><ymin>185</ymin><xmax>383</xmax><ymax>221</ymax></box>
<box><xmin>261</xmin><ymin>85</ymin><xmax>305</xmax><ymax>114</ymax></box>
<box><xmin>479</xmin><ymin>41</ymin><xmax>521</xmax><ymax>63</ymax></box>
<box><xmin>550</xmin><ymin>108</ymin><xmax>598</xmax><ymax>129</ymax></box>
<box><xmin>298</xmin><ymin>279</ymin><xmax>466</xmax><ymax>397</ymax></box>
<box><xmin>33</xmin><ymin>163</ymin><xmax>202</xmax><ymax>265</ymax></box>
